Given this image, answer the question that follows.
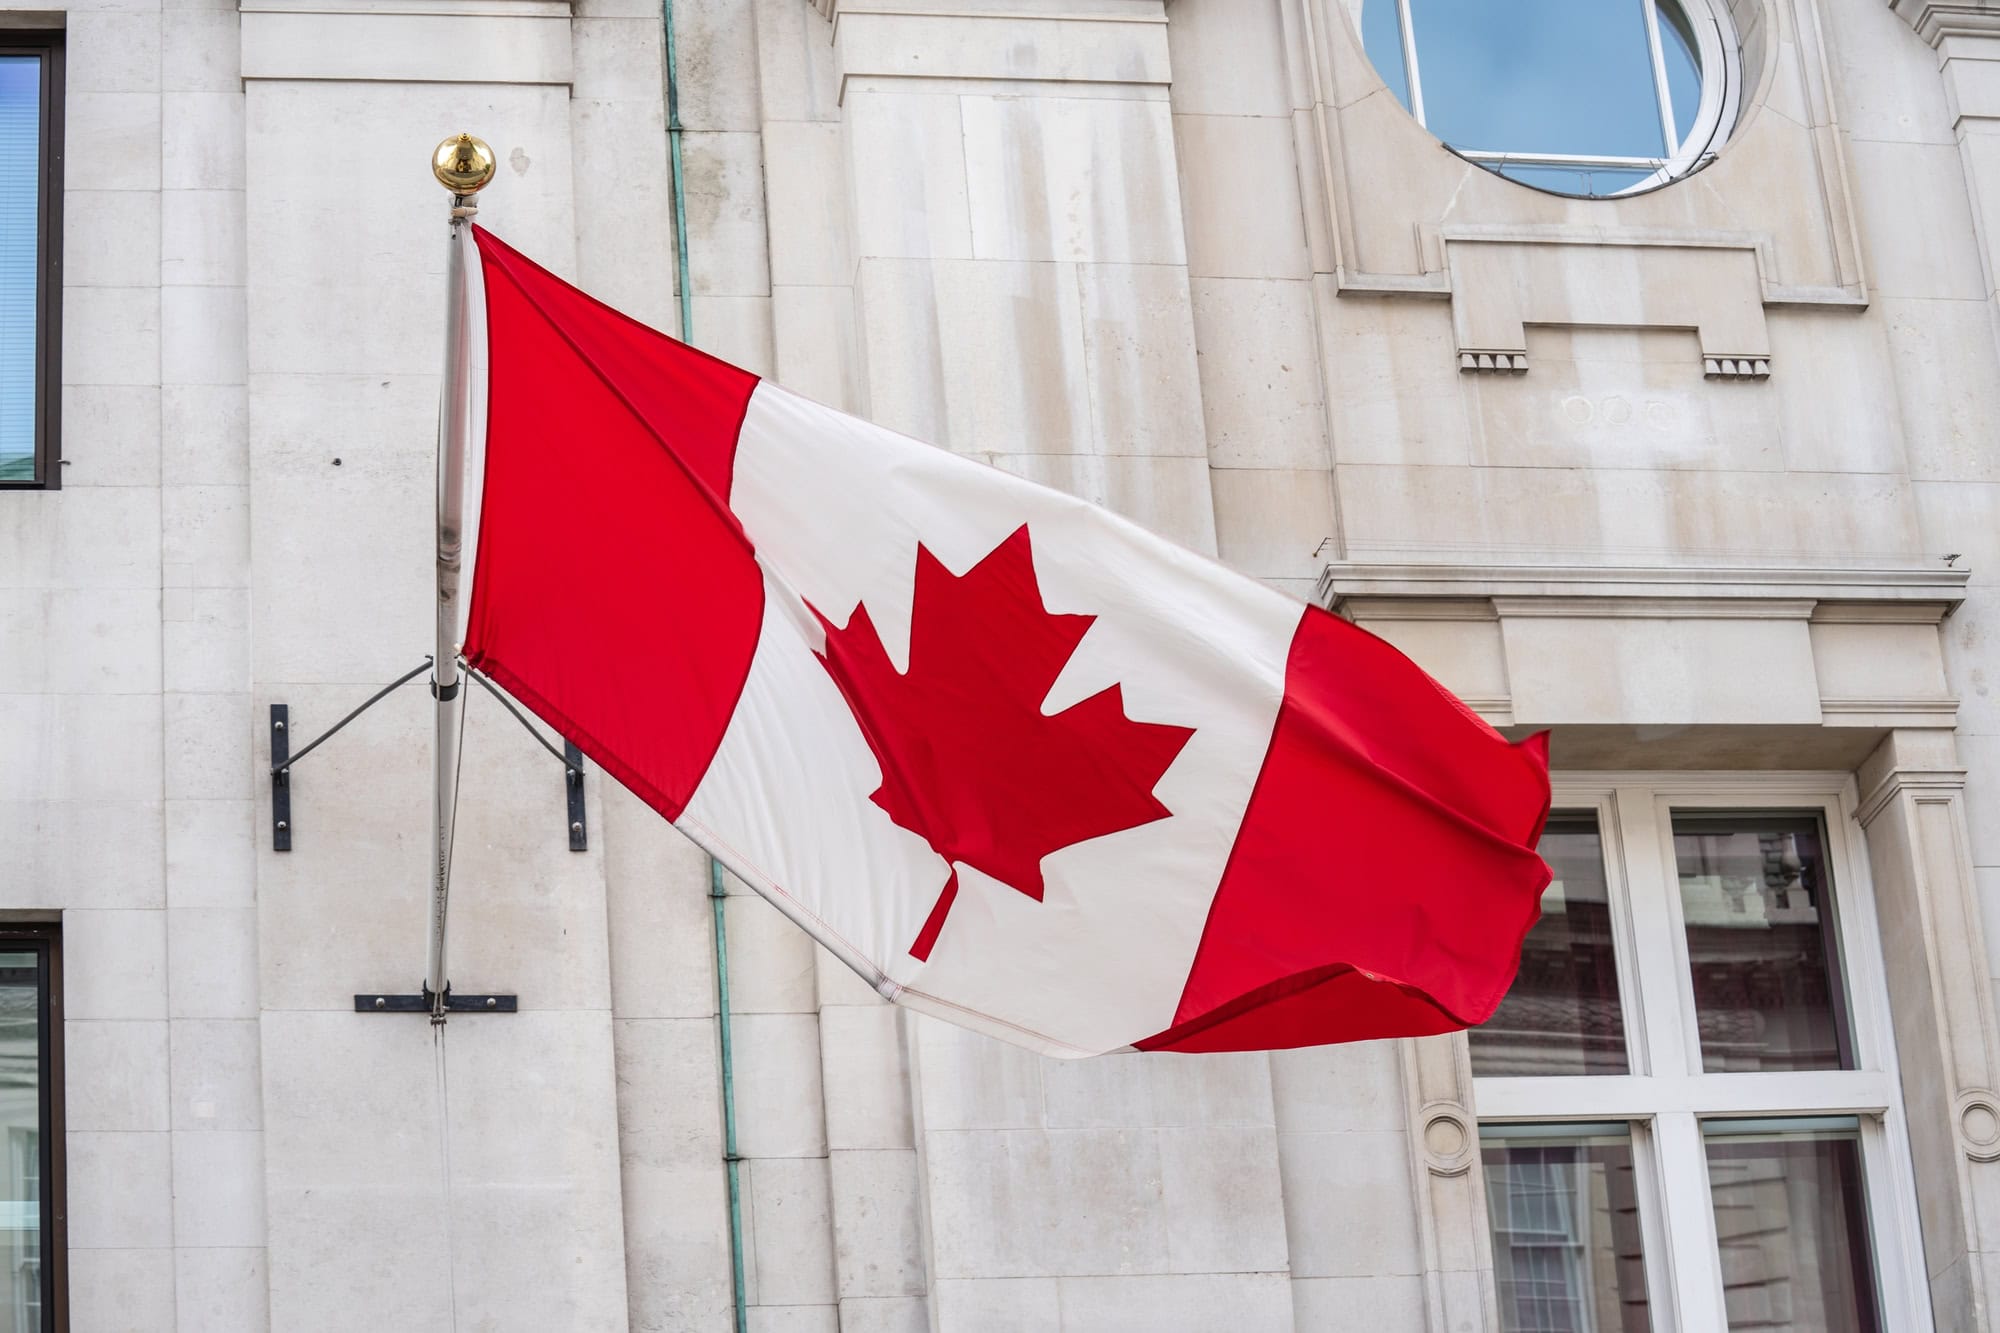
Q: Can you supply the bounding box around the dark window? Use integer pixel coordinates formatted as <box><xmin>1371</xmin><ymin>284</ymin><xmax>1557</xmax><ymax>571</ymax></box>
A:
<box><xmin>0</xmin><ymin>928</ymin><xmax>61</xmax><ymax>1333</ymax></box>
<box><xmin>0</xmin><ymin>33</ymin><xmax>61</xmax><ymax>491</ymax></box>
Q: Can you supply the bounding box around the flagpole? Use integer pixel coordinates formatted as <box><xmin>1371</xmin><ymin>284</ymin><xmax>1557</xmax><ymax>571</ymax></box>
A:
<box><xmin>427</xmin><ymin>134</ymin><xmax>496</xmax><ymax>1023</ymax></box>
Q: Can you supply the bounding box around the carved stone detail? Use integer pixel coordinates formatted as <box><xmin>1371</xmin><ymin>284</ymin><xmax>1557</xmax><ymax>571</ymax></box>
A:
<box><xmin>1401</xmin><ymin>1035</ymin><xmax>1496</xmax><ymax>1333</ymax></box>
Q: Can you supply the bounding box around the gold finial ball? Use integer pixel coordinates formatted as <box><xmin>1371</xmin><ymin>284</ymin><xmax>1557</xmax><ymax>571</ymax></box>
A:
<box><xmin>432</xmin><ymin>133</ymin><xmax>497</xmax><ymax>194</ymax></box>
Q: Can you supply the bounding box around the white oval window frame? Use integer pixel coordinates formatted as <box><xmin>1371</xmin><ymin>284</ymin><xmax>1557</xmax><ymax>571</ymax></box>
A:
<box><xmin>1347</xmin><ymin>0</ymin><xmax>1746</xmax><ymax>198</ymax></box>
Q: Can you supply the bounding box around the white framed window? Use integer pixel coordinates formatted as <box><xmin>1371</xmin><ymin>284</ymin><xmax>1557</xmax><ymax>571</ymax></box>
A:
<box><xmin>1472</xmin><ymin>776</ymin><xmax>1930</xmax><ymax>1331</ymax></box>
<box><xmin>1358</xmin><ymin>0</ymin><xmax>1743</xmax><ymax>198</ymax></box>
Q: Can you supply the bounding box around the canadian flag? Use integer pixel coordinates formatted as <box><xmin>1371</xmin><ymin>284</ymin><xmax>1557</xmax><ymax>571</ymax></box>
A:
<box><xmin>463</xmin><ymin>228</ymin><xmax>1552</xmax><ymax>1058</ymax></box>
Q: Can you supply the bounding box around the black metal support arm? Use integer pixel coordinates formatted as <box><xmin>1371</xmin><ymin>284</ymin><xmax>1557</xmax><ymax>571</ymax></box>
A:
<box><xmin>354</xmin><ymin>983</ymin><xmax>518</xmax><ymax>1017</ymax></box>
<box><xmin>269</xmin><ymin>658</ymin><xmax>434</xmax><ymax>851</ymax></box>
<box><xmin>463</xmin><ymin>662</ymin><xmax>589</xmax><ymax>853</ymax></box>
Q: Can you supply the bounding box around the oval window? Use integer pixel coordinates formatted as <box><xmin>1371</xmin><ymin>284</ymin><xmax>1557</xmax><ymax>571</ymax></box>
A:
<box><xmin>1361</xmin><ymin>0</ymin><xmax>1740</xmax><ymax>198</ymax></box>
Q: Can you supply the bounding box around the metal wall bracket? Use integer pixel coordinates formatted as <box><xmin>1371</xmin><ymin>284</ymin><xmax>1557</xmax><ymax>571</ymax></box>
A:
<box><xmin>354</xmin><ymin>984</ymin><xmax>518</xmax><ymax>1015</ymax></box>
<box><xmin>566</xmin><ymin>741</ymin><xmax>588</xmax><ymax>851</ymax></box>
<box><xmin>270</xmin><ymin>704</ymin><xmax>292</xmax><ymax>851</ymax></box>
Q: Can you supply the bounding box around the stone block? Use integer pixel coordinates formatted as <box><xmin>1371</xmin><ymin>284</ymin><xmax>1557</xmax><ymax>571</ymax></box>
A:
<box><xmin>992</xmin><ymin>454</ymin><xmax>1218</xmax><ymax>555</ymax></box>
<box><xmin>837</xmin><ymin>1296</ymin><xmax>929</xmax><ymax>1333</ymax></box>
<box><xmin>0</xmin><ymin>587</ymin><xmax>161</xmax><ymax>695</ymax></box>
<box><xmin>162</xmin><ymin>284</ymin><xmax>249</xmax><ymax>387</ymax></box>
<box><xmin>1</xmin><ymin>484</ymin><xmax>161</xmax><ymax>592</ymax></box>
<box><xmin>1158</xmin><ymin>1126</ymin><xmax>1289</xmax><ymax>1271</ymax></box>
<box><xmin>168</xmin><ymin>905</ymin><xmax>260</xmax><ymax>1018</ymax></box>
<box><xmin>171</xmin><ymin>1129</ymin><xmax>267</xmax><ymax>1248</ymax></box>
<box><xmin>1269</xmin><ymin>1041</ymin><xmax>1406</xmax><ymax>1134</ymax></box>
<box><xmin>170</xmin><ymin>1017</ymin><xmax>263</xmax><ymax>1130</ymax></box>
<box><xmin>1078</xmin><ymin>263</ymin><xmax>1206</xmax><ymax>459</ymax></box>
<box><xmin>67</xmin><ymin>1130</ymin><xmax>174</xmax><ymax>1249</ymax></box>
<box><xmin>747</xmin><ymin>1306</ymin><xmax>839</xmax><ymax>1333</ymax></box>
<box><xmin>163</xmin><ymin>91</ymin><xmax>245</xmax><ymax>192</ymax></box>
<box><xmin>60</xmin><ymin>383</ymin><xmax>163</xmax><ymax>488</ymax></box>
<box><xmin>163</xmin><ymin>691</ymin><xmax>251</xmax><ymax>801</ymax></box>
<box><xmin>1165</xmin><ymin>0</ymin><xmax>1294</xmax><ymax>117</ymax></box>
<box><xmin>844</xmin><ymin>91</ymin><xmax>973</xmax><ymax>262</ymax></box>
<box><xmin>828</xmin><ymin>1148</ymin><xmax>926</xmax><ymax>1298</ymax></box>
<box><xmin>570</xmin><ymin>97</ymin><xmax>675</xmax><ymax>331</ymax></box>
<box><xmin>730</xmin><ymin>1013</ymin><xmax>828</xmax><ymax>1158</ymax></box>
<box><xmin>930</xmin><ymin>257</ymin><xmax>1091</xmax><ymax>456</ymax></box>
<box><xmin>691</xmin><ymin>294</ymin><xmax>777</xmax><ymax>376</ymax></box>
<box><xmin>835</xmin><ymin>10</ymin><xmax>1170</xmax><ymax>88</ymax></box>
<box><xmin>1056</xmin><ymin>1274</ymin><xmax>1296</xmax><ymax>1331</ymax></box>
<box><xmin>1288</xmin><ymin>1274</ymin><xmax>1429</xmax><ymax>1330</ymax></box>
<box><xmin>64</xmin><ymin>908</ymin><xmax>168</xmax><ymax>1019</ymax></box>
<box><xmin>682</xmin><ymin>130</ymin><xmax>772</xmax><ymax>298</ymax></box>
<box><xmin>160</xmin><ymin>383</ymin><xmax>248</xmax><ymax>486</ymax></box>
<box><xmin>0</xmin><ymin>696</ymin><xmax>162</xmax><ymax>803</ymax></box>
<box><xmin>1504</xmin><ymin>616</ymin><xmax>1822</xmax><ymax>727</ymax></box>
<box><xmin>1174</xmin><ymin>113</ymin><xmax>1309</xmax><ymax>280</ymax></box>
<box><xmin>752</xmin><ymin>0</ymin><xmax>839</xmax><ymax>125</ymax></box>
<box><xmin>1210</xmin><ymin>467</ymin><xmax>1338</xmax><ymax>580</ymax></box>
<box><xmin>921</xmin><ymin>1128</ymin><xmax>1169</xmax><ymax>1278</ymax></box>
<box><xmin>1317</xmin><ymin>288</ymin><xmax>1473</xmax><ymax>467</ymax></box>
<box><xmin>66</xmin><ymin>93</ymin><xmax>162</xmax><ymax>192</ymax></box>
<box><xmin>1883</xmin><ymin>297</ymin><xmax>2000</xmax><ymax>482</ymax></box>
<box><xmin>163</xmin><ymin>587</ymin><xmax>250</xmax><ymax>695</ymax></box>
<box><xmin>931</xmin><ymin>1277</ymin><xmax>1060</xmax><ymax>1330</ymax></box>
<box><xmin>911</xmin><ymin>1016</ymin><xmax>1045</xmax><ymax>1132</ymax></box>
<box><xmin>1276</xmin><ymin>1130</ymin><xmax>1422</xmax><ymax>1279</ymax></box>
<box><xmin>264</xmin><ymin>1179</ymin><xmax>451</xmax><ymax>1332</ymax></box>
<box><xmin>569</xmin><ymin>16</ymin><xmax>665</xmax><ymax>103</ymax></box>
<box><xmin>67</xmin><ymin>1247</ymin><xmax>177</xmax><ymax>1333</ymax></box>
<box><xmin>1040</xmin><ymin>1050</ymin><xmax>1274</xmax><ymax>1131</ymax></box>
<box><xmin>1763</xmin><ymin>310</ymin><xmax>1906</xmax><ymax>475</ymax></box>
<box><xmin>1811</xmin><ymin>620</ymin><xmax>1952</xmax><ymax>704</ymax></box>
<box><xmin>162</xmin><ymin>188</ymin><xmax>248</xmax><ymax>287</ymax></box>
<box><xmin>0</xmin><ymin>798</ymin><xmax>164</xmax><ymax>910</ymax></box>
<box><xmin>161</xmin><ymin>484</ymin><xmax>250</xmax><ymax>591</ymax></box>
<box><xmin>165</xmin><ymin>798</ymin><xmax>254</xmax><ymax>909</ymax></box>
<box><xmin>161</xmin><ymin>10</ymin><xmax>240</xmax><ymax>92</ymax></box>
<box><xmin>613</xmin><ymin>1017</ymin><xmax>721</xmax><ymax>1172</ymax></box>
<box><xmin>63</xmin><ymin>286</ymin><xmax>161</xmax><ymax>387</ymax></box>
<box><xmin>854</xmin><ymin>257</ymin><xmax>952</xmax><ymax>445</ymax></box>
<box><xmin>667</xmin><ymin>0</ymin><xmax>762</xmax><ymax>131</ymax></box>
<box><xmin>962</xmin><ymin>94</ymin><xmax>1184</xmax><ymax>265</ymax></box>
<box><xmin>764</xmin><ymin>120</ymin><xmax>851</xmax><ymax>286</ymax></box>
<box><xmin>174</xmin><ymin>1247</ymin><xmax>270</xmax><ymax>1333</ymax></box>
<box><xmin>66</xmin><ymin>188</ymin><xmax>162</xmax><ymax>289</ymax></box>
<box><xmin>1849</xmin><ymin>138</ymin><xmax>1987</xmax><ymax>301</ymax></box>
<box><xmin>742</xmin><ymin>1155</ymin><xmax>839</xmax><ymax>1306</ymax></box>
<box><xmin>620</xmin><ymin>1153</ymin><xmax>737</xmax><ymax>1332</ymax></box>
<box><xmin>65</xmin><ymin>1019</ymin><xmax>170</xmax><ymax>1132</ymax></box>
<box><xmin>772</xmin><ymin>283</ymin><xmax>861</xmax><ymax>411</ymax></box>
<box><xmin>1191</xmin><ymin>277</ymin><xmax>1327</xmax><ymax>469</ymax></box>
<box><xmin>604</xmin><ymin>781</ymin><xmax>719</xmax><ymax>1020</ymax></box>
<box><xmin>819</xmin><ymin>1002</ymin><xmax>913</xmax><ymax>1151</ymax></box>
<box><xmin>67</xmin><ymin>11</ymin><xmax>163</xmax><ymax>93</ymax></box>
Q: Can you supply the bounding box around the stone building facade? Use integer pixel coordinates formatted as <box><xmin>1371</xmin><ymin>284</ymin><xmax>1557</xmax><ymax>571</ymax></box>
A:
<box><xmin>8</xmin><ymin>0</ymin><xmax>2000</xmax><ymax>1328</ymax></box>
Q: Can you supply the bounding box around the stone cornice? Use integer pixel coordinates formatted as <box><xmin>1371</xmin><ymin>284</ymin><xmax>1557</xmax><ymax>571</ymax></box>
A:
<box><xmin>1889</xmin><ymin>0</ymin><xmax>2000</xmax><ymax>45</ymax></box>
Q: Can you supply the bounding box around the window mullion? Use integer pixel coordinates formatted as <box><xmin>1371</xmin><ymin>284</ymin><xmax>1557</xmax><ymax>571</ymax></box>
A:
<box><xmin>1642</xmin><ymin>0</ymin><xmax>1681</xmax><ymax>156</ymax></box>
<box><xmin>1655</xmin><ymin>1111</ymin><xmax>1728</xmax><ymax>1329</ymax></box>
<box><xmin>1611</xmin><ymin>787</ymin><xmax>1689</xmax><ymax>1077</ymax></box>
<box><xmin>1395</xmin><ymin>0</ymin><xmax>1426</xmax><ymax>126</ymax></box>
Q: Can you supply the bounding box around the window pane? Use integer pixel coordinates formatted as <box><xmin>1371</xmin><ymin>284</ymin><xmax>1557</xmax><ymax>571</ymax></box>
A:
<box><xmin>1403</xmin><ymin>0</ymin><xmax>1668</xmax><ymax>159</ymax></box>
<box><xmin>0</xmin><ymin>950</ymin><xmax>38</xmax><ymax>1333</ymax></box>
<box><xmin>1361</xmin><ymin>0</ymin><xmax>1412</xmax><ymax>111</ymax></box>
<box><xmin>1495</xmin><ymin>164</ymin><xmax>1655</xmax><ymax>198</ymax></box>
<box><xmin>1659</xmin><ymin>2</ymin><xmax>1704</xmax><ymax>146</ymax></box>
<box><xmin>0</xmin><ymin>57</ymin><xmax>37</xmax><ymax>484</ymax></box>
<box><xmin>1675</xmin><ymin>814</ymin><xmax>1851</xmax><ymax>1072</ymax></box>
<box><xmin>1471</xmin><ymin>814</ymin><xmax>1627</xmax><ymax>1077</ymax></box>
<box><xmin>1705</xmin><ymin>1123</ymin><xmax>1881</xmax><ymax>1333</ymax></box>
<box><xmin>1482</xmin><ymin>1128</ymin><xmax>1652</xmax><ymax>1332</ymax></box>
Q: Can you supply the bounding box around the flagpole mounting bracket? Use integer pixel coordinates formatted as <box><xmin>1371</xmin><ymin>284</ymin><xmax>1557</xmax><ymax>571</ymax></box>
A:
<box><xmin>354</xmin><ymin>984</ymin><xmax>518</xmax><ymax>1016</ymax></box>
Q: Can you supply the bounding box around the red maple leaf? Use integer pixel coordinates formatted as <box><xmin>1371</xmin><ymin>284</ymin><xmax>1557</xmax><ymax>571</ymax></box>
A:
<box><xmin>808</xmin><ymin>525</ymin><xmax>1196</xmax><ymax>961</ymax></box>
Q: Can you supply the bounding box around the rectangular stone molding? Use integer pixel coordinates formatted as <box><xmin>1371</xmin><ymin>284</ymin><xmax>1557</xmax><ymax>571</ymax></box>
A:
<box><xmin>1856</xmin><ymin>729</ymin><xmax>2000</xmax><ymax>1329</ymax></box>
<box><xmin>1400</xmin><ymin>1035</ymin><xmax>1496</xmax><ymax>1333</ymax></box>
<box><xmin>239</xmin><ymin>0</ymin><xmax>573</xmax><ymax>87</ymax></box>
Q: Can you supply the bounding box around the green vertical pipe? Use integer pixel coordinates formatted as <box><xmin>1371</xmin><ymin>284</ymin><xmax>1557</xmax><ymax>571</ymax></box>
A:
<box><xmin>662</xmin><ymin>3</ymin><xmax>745</xmax><ymax>1329</ymax></box>
<box><xmin>709</xmin><ymin>857</ymin><xmax>748</xmax><ymax>1333</ymax></box>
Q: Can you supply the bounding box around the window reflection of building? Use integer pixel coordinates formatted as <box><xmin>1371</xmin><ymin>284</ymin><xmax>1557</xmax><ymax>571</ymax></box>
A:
<box><xmin>0</xmin><ymin>952</ymin><xmax>44</xmax><ymax>1333</ymax></box>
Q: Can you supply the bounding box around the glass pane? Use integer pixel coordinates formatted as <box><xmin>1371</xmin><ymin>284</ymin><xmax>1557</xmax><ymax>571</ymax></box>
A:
<box><xmin>1705</xmin><ymin>1124</ymin><xmax>1881</xmax><ymax>1333</ymax></box>
<box><xmin>0</xmin><ymin>951</ymin><xmax>37</xmax><ymax>1333</ymax></box>
<box><xmin>1404</xmin><ymin>0</ymin><xmax>1668</xmax><ymax>159</ymax></box>
<box><xmin>0</xmin><ymin>58</ymin><xmax>37</xmax><ymax>484</ymax></box>
<box><xmin>1472</xmin><ymin>814</ymin><xmax>1628</xmax><ymax>1077</ymax></box>
<box><xmin>1658</xmin><ymin>1</ymin><xmax>1704</xmax><ymax>146</ymax></box>
<box><xmin>1361</xmin><ymin>0</ymin><xmax>1412</xmax><ymax>110</ymax></box>
<box><xmin>1483</xmin><ymin>1128</ymin><xmax>1652</xmax><ymax>1332</ymax></box>
<box><xmin>1495</xmin><ymin>164</ymin><xmax>1656</xmax><ymax>198</ymax></box>
<box><xmin>1675</xmin><ymin>814</ymin><xmax>1851</xmax><ymax>1072</ymax></box>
